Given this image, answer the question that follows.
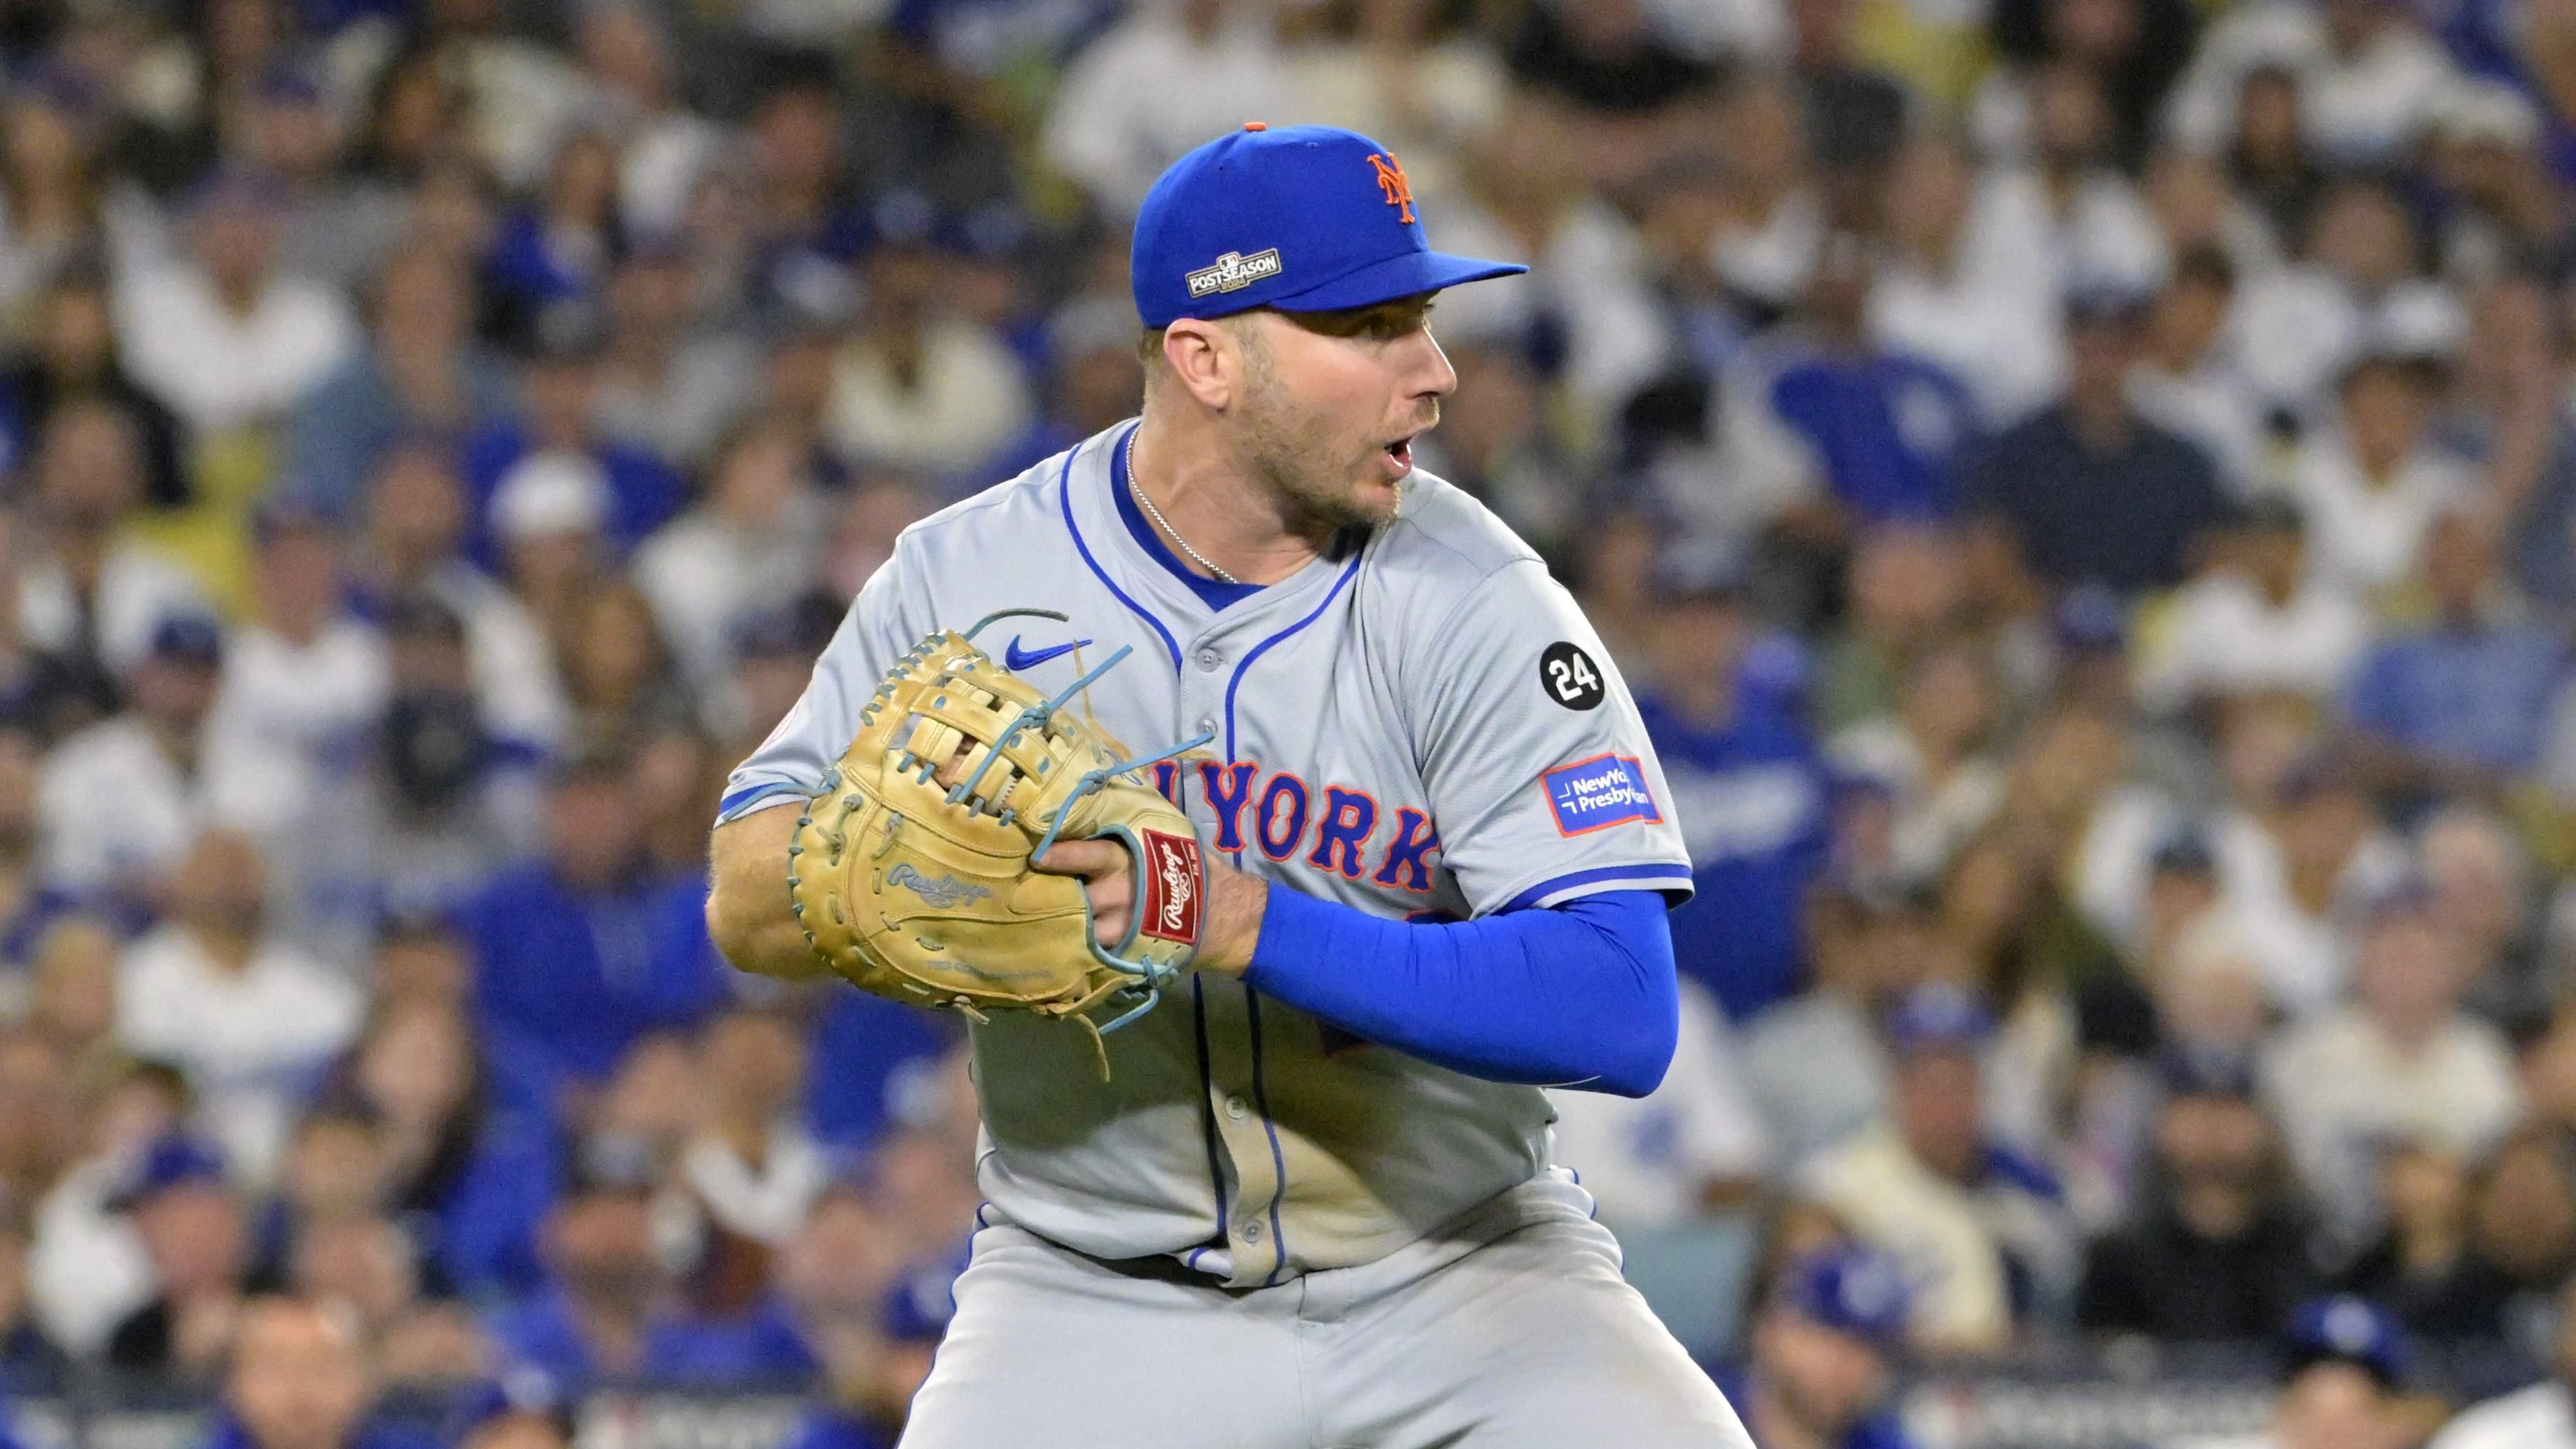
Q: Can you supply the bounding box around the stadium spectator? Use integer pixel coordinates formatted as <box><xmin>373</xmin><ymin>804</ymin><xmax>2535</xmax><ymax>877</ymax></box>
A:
<box><xmin>115</xmin><ymin>830</ymin><xmax>362</xmax><ymax>1183</ymax></box>
<box><xmin>2175</xmin><ymin>1295</ymin><xmax>2434</xmax><ymax>1449</ymax></box>
<box><xmin>207</xmin><ymin>1296</ymin><xmax>420</xmax><ymax>1449</ymax></box>
<box><xmin>2426</xmin><ymin>1272</ymin><xmax>2576</xmax><ymax>1448</ymax></box>
<box><xmin>458</xmin><ymin>324</ymin><xmax>683</xmax><ymax>568</ymax></box>
<box><xmin>2077</xmin><ymin>1051</ymin><xmax>2321</xmax><ymax>1341</ymax></box>
<box><xmin>1717</xmin><ymin>1246</ymin><xmax>1916</xmax><ymax>1449</ymax></box>
<box><xmin>1963</xmin><ymin>283</ymin><xmax>2230</xmax><ymax>598</ymax></box>
<box><xmin>104</xmin><ymin>1134</ymin><xmax>257</xmax><ymax>1377</ymax></box>
<box><xmin>2134</xmin><ymin>499</ymin><xmax>2371</xmax><ymax>716</ymax></box>
<box><xmin>0</xmin><ymin>266</ymin><xmax>191</xmax><ymax>510</ymax></box>
<box><xmin>460</xmin><ymin>753</ymin><xmax>728</xmax><ymax>1121</ymax></box>
<box><xmin>1800</xmin><ymin>985</ymin><xmax>2078</xmax><ymax>1353</ymax></box>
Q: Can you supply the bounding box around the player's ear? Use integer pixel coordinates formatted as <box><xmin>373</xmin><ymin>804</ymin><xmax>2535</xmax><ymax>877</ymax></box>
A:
<box><xmin>1161</xmin><ymin>318</ymin><xmax>1237</xmax><ymax>412</ymax></box>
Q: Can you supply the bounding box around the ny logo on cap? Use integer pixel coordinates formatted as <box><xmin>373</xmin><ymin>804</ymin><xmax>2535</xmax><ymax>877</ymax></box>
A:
<box><xmin>1185</xmin><ymin>247</ymin><xmax>1283</xmax><ymax>298</ymax></box>
<box><xmin>1369</xmin><ymin>153</ymin><xmax>1415</xmax><ymax>223</ymax></box>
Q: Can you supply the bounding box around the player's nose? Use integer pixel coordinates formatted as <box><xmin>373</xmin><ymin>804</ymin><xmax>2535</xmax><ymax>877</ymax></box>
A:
<box><xmin>1398</xmin><ymin>325</ymin><xmax>1458</xmax><ymax>403</ymax></box>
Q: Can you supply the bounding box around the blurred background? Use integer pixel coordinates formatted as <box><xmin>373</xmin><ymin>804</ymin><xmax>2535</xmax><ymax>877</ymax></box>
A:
<box><xmin>0</xmin><ymin>0</ymin><xmax>2572</xmax><ymax>1446</ymax></box>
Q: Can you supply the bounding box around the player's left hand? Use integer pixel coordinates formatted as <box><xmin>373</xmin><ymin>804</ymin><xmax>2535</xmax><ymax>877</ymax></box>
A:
<box><xmin>1035</xmin><ymin>839</ymin><xmax>1264</xmax><ymax>977</ymax></box>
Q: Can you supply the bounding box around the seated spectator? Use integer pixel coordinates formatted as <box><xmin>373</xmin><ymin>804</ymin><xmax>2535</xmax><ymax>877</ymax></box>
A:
<box><xmin>330</xmin><ymin>998</ymin><xmax>557</xmax><ymax>1300</ymax></box>
<box><xmin>2426</xmin><ymin>1272</ymin><xmax>2576</xmax><ymax>1448</ymax></box>
<box><xmin>2134</xmin><ymin>499</ymin><xmax>2371</xmax><ymax>716</ymax></box>
<box><xmin>484</xmin><ymin>1159</ymin><xmax>808</xmax><ymax>1391</ymax></box>
<box><xmin>681</xmin><ymin>1007</ymin><xmax>831</xmax><ymax>1263</ymax></box>
<box><xmin>459</xmin><ymin>323</ymin><xmax>683</xmax><ymax>568</ymax></box>
<box><xmin>35</xmin><ymin>614</ymin><xmax>280</xmax><ymax>902</ymax></box>
<box><xmin>1746</xmin><ymin>235</ymin><xmax>1980</xmax><ymax>530</ymax></box>
<box><xmin>1745</xmin><ymin>883</ymin><xmax>1933</xmax><ymax>1164</ymax></box>
<box><xmin>2331</xmin><ymin>1139</ymin><xmax>2512</xmax><ymax>1342</ymax></box>
<box><xmin>280</xmin><ymin>247</ymin><xmax>515</xmax><ymax>521</ymax></box>
<box><xmin>2077</xmin><ymin>1052</ymin><xmax>2321</xmax><ymax>1341</ymax></box>
<box><xmin>104</xmin><ymin>1134</ymin><xmax>258</xmax><ymax>1377</ymax></box>
<box><xmin>1827</xmin><ymin>639</ymin><xmax>2007</xmax><ymax>886</ymax></box>
<box><xmin>27</xmin><ymin>1062</ymin><xmax>185</xmax><ymax>1357</ymax></box>
<box><xmin>2456</xmin><ymin>1127</ymin><xmax>2576</xmax><ymax>1354</ymax></box>
<box><xmin>115</xmin><ymin>172</ymin><xmax>356</xmax><ymax>438</ymax></box>
<box><xmin>480</xmin><ymin>131</ymin><xmax>624</xmax><ymax>355</ymax></box>
<box><xmin>633</xmin><ymin>416</ymin><xmax>827</xmax><ymax>690</ymax></box>
<box><xmin>2288</xmin><ymin>351</ymin><xmax>2472</xmax><ymax>604</ymax></box>
<box><xmin>588</xmin><ymin>247</ymin><xmax>756</xmax><ymax>471</ymax></box>
<box><xmin>2346</xmin><ymin>510</ymin><xmax>2569</xmax><ymax>801</ymax></box>
<box><xmin>15</xmin><ymin>399</ymin><xmax>212</xmax><ymax>723</ymax></box>
<box><xmin>823</xmin><ymin>228</ymin><xmax>1033</xmax><ymax>483</ymax></box>
<box><xmin>115</xmin><ymin>830</ymin><xmax>364</xmax><ymax>1183</ymax></box>
<box><xmin>555</xmin><ymin>582</ymin><xmax>691</xmax><ymax>753</ymax></box>
<box><xmin>0</xmin><ymin>265</ymin><xmax>191</xmax><ymax>509</ymax></box>
<box><xmin>1808</xmin><ymin>525</ymin><xmax>1966</xmax><ymax>737</ymax></box>
<box><xmin>2229</xmin><ymin>180</ymin><xmax>2464</xmax><ymax>417</ymax></box>
<box><xmin>1963</xmin><ymin>284</ymin><xmax>2229</xmax><ymax>598</ymax></box>
<box><xmin>1636</xmin><ymin>562</ymin><xmax>1831</xmax><ymax>1019</ymax></box>
<box><xmin>1800</xmin><ymin>986</ymin><xmax>2078</xmax><ymax>1353</ymax></box>
<box><xmin>203</xmin><ymin>1296</ymin><xmax>428</xmax><ymax>1449</ymax></box>
<box><xmin>461</xmin><ymin>753</ymin><xmax>728</xmax><ymax>1119</ymax></box>
<box><xmin>2175</xmin><ymin>1296</ymin><xmax>2432</xmax><ymax>1449</ymax></box>
<box><xmin>2131</xmin><ymin>244</ymin><xmax>2269</xmax><ymax>497</ymax></box>
<box><xmin>1715</xmin><ymin>1247</ymin><xmax>1916</xmax><ymax>1449</ymax></box>
<box><xmin>488</xmin><ymin>452</ymin><xmax>615</xmax><ymax>650</ymax></box>
<box><xmin>2263</xmin><ymin>888</ymin><xmax>2521</xmax><ymax>1248</ymax></box>
<box><xmin>778</xmin><ymin>1187</ymin><xmax>938</xmax><ymax>1449</ymax></box>
<box><xmin>349</xmin><ymin>445</ymin><xmax>567</xmax><ymax>756</ymax></box>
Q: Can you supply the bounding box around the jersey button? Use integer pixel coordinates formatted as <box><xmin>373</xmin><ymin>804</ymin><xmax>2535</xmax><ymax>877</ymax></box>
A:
<box><xmin>1240</xmin><ymin>1221</ymin><xmax>1263</xmax><ymax>1242</ymax></box>
<box><xmin>1224</xmin><ymin>1094</ymin><xmax>1249</xmax><ymax>1121</ymax></box>
<box><xmin>1196</xmin><ymin>647</ymin><xmax>1223</xmax><ymax>671</ymax></box>
<box><xmin>1196</xmin><ymin>716</ymin><xmax>1216</xmax><ymax>735</ymax></box>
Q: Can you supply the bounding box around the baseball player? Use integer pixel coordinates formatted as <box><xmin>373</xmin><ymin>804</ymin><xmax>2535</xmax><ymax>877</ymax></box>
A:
<box><xmin>706</xmin><ymin>123</ymin><xmax>1750</xmax><ymax>1448</ymax></box>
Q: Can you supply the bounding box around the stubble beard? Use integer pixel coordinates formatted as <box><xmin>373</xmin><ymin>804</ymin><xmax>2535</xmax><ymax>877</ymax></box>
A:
<box><xmin>1232</xmin><ymin>334</ymin><xmax>1402</xmax><ymax>536</ymax></box>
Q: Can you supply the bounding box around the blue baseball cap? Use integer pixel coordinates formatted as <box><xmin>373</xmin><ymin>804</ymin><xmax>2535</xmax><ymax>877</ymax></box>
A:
<box><xmin>1885</xmin><ymin>983</ymin><xmax>1995</xmax><ymax>1056</ymax></box>
<box><xmin>1772</xmin><ymin>1247</ymin><xmax>1911</xmax><ymax>1348</ymax></box>
<box><xmin>1131</xmin><ymin>124</ymin><xmax>1526</xmax><ymax>329</ymax></box>
<box><xmin>107</xmin><ymin>1133</ymin><xmax>228</xmax><ymax>1212</ymax></box>
<box><xmin>2285</xmin><ymin>1296</ymin><xmax>2409</xmax><ymax>1385</ymax></box>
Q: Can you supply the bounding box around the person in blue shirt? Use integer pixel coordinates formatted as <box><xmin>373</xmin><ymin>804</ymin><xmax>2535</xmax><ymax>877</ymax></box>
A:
<box><xmin>484</xmin><ymin>1156</ymin><xmax>812</xmax><ymax>1392</ymax></box>
<box><xmin>2345</xmin><ymin>509</ymin><xmax>2569</xmax><ymax>805</ymax></box>
<box><xmin>460</xmin><ymin>752</ymin><xmax>730</xmax><ymax>1120</ymax></box>
<box><xmin>783</xmin><ymin>1219</ymin><xmax>969</xmax><ymax>1449</ymax></box>
<box><xmin>804</xmin><ymin>991</ymin><xmax>958</xmax><ymax>1153</ymax></box>
<box><xmin>1714</xmin><ymin>1246</ymin><xmax>1916</xmax><ymax>1449</ymax></box>
<box><xmin>1634</xmin><ymin>558</ymin><xmax>1832</xmax><ymax>1021</ymax></box>
<box><xmin>1763</xmin><ymin>236</ymin><xmax>1980</xmax><ymax>526</ymax></box>
<box><xmin>199</xmin><ymin>1297</ymin><xmax>436</xmax><ymax>1449</ymax></box>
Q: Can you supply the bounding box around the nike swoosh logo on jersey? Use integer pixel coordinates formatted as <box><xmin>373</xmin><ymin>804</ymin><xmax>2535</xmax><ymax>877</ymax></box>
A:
<box><xmin>1004</xmin><ymin>635</ymin><xmax>1090</xmax><ymax>670</ymax></box>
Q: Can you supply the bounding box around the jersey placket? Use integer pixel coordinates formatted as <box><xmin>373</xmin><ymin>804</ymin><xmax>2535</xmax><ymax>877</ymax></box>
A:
<box><xmin>1178</xmin><ymin>615</ymin><xmax>1287</xmax><ymax>1286</ymax></box>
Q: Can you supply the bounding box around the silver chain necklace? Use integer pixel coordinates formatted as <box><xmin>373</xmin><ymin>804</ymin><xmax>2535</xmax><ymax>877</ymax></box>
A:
<box><xmin>1126</xmin><ymin>428</ymin><xmax>1241</xmax><ymax>585</ymax></box>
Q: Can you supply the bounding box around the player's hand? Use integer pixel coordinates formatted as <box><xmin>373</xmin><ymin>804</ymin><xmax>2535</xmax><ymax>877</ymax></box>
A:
<box><xmin>1034</xmin><ymin>839</ymin><xmax>1265</xmax><ymax>977</ymax></box>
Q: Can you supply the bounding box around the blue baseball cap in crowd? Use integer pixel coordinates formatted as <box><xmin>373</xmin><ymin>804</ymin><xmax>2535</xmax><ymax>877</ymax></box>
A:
<box><xmin>1130</xmin><ymin>124</ymin><xmax>1526</xmax><ymax>329</ymax></box>
<box><xmin>107</xmin><ymin>1133</ymin><xmax>228</xmax><ymax>1212</ymax></box>
<box><xmin>146</xmin><ymin>612</ymin><xmax>225</xmax><ymax>669</ymax></box>
<box><xmin>1772</xmin><ymin>1247</ymin><xmax>1911</xmax><ymax>1348</ymax></box>
<box><xmin>2285</xmin><ymin>1296</ymin><xmax>2409</xmax><ymax>1386</ymax></box>
<box><xmin>1884</xmin><ymin>983</ymin><xmax>1995</xmax><ymax>1056</ymax></box>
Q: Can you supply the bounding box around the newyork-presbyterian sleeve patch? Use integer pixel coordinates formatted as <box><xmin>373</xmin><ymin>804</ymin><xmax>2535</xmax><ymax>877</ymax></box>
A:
<box><xmin>1542</xmin><ymin>753</ymin><xmax>1664</xmax><ymax>837</ymax></box>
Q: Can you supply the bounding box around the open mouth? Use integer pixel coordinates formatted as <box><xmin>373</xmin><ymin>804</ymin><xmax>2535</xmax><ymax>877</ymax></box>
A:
<box><xmin>1382</xmin><ymin>437</ymin><xmax>1415</xmax><ymax>474</ymax></box>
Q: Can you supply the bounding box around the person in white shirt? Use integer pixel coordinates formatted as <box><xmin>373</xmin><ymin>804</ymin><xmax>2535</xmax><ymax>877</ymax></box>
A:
<box><xmin>12</xmin><ymin>399</ymin><xmax>210</xmax><ymax>693</ymax></box>
<box><xmin>634</xmin><ymin>415</ymin><xmax>825</xmax><ymax>690</ymax></box>
<box><xmin>1547</xmin><ymin>978</ymin><xmax>1772</xmax><ymax>1228</ymax></box>
<box><xmin>2287</xmin><ymin>350</ymin><xmax>2475</xmax><ymax>601</ymax></box>
<box><xmin>2135</xmin><ymin>498</ymin><xmax>2372</xmax><ymax>715</ymax></box>
<box><xmin>824</xmin><ymin>237</ymin><xmax>1034</xmax><ymax>481</ymax></box>
<box><xmin>202</xmin><ymin>509</ymin><xmax>390</xmax><ymax>961</ymax></box>
<box><xmin>113</xmin><ymin>830</ymin><xmax>363</xmax><ymax>1186</ymax></box>
<box><xmin>2131</xmin><ymin>244</ymin><xmax>2275</xmax><ymax>496</ymax></box>
<box><xmin>36</xmin><ymin>615</ymin><xmax>293</xmax><ymax>902</ymax></box>
<box><xmin>2232</xmin><ymin>180</ymin><xmax>2463</xmax><ymax>423</ymax></box>
<box><xmin>2164</xmin><ymin>0</ymin><xmax>2465</xmax><ymax>166</ymax></box>
<box><xmin>115</xmin><ymin>173</ymin><xmax>356</xmax><ymax>437</ymax></box>
<box><xmin>2261</xmin><ymin>886</ymin><xmax>2523</xmax><ymax>1250</ymax></box>
<box><xmin>2426</xmin><ymin>1273</ymin><xmax>2576</xmax><ymax>1448</ymax></box>
<box><xmin>1042</xmin><ymin>0</ymin><xmax>1312</xmax><ymax>221</ymax></box>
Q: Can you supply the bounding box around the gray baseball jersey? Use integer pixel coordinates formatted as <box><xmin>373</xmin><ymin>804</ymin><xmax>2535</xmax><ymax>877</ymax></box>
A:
<box><xmin>721</xmin><ymin>420</ymin><xmax>1691</xmax><ymax>1288</ymax></box>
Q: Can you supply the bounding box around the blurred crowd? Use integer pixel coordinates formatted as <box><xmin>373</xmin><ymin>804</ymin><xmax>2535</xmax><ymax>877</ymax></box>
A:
<box><xmin>9</xmin><ymin>0</ymin><xmax>2576</xmax><ymax>1445</ymax></box>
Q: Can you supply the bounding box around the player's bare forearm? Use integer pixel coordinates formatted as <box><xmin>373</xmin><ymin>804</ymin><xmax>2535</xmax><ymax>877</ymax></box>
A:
<box><xmin>1032</xmin><ymin>839</ymin><xmax>1266</xmax><ymax>977</ymax></box>
<box><xmin>706</xmin><ymin>804</ymin><xmax>835</xmax><ymax>980</ymax></box>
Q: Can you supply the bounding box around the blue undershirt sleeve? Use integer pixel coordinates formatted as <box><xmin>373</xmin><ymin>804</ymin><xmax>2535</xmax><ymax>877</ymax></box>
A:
<box><xmin>1240</xmin><ymin>886</ymin><xmax>1680</xmax><ymax>1097</ymax></box>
